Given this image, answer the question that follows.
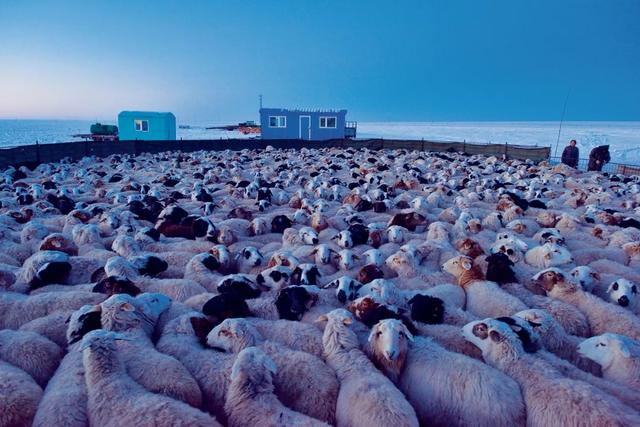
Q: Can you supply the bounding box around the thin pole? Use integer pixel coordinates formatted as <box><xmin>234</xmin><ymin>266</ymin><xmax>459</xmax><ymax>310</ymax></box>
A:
<box><xmin>554</xmin><ymin>89</ymin><xmax>571</xmax><ymax>157</ymax></box>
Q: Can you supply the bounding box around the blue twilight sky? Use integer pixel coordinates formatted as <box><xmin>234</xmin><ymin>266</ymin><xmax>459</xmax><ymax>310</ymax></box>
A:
<box><xmin>0</xmin><ymin>0</ymin><xmax>638</xmax><ymax>123</ymax></box>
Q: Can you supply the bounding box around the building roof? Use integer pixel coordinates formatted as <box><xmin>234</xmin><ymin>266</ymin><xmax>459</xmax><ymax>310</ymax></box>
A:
<box><xmin>118</xmin><ymin>111</ymin><xmax>176</xmax><ymax>118</ymax></box>
<box><xmin>260</xmin><ymin>108</ymin><xmax>347</xmax><ymax>114</ymax></box>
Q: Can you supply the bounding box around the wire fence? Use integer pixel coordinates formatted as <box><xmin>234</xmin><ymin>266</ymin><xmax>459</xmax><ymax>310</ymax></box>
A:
<box><xmin>549</xmin><ymin>156</ymin><xmax>640</xmax><ymax>176</ymax></box>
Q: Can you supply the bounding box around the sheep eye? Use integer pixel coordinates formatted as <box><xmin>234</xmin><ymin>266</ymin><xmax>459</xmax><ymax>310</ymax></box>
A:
<box><xmin>376</xmin><ymin>331</ymin><xmax>382</xmax><ymax>337</ymax></box>
<box><xmin>244</xmin><ymin>251</ymin><xmax>250</xmax><ymax>259</ymax></box>
<box><xmin>612</xmin><ymin>283</ymin><xmax>619</xmax><ymax>291</ymax></box>
<box><xmin>597</xmin><ymin>343</ymin><xmax>606</xmax><ymax>347</ymax></box>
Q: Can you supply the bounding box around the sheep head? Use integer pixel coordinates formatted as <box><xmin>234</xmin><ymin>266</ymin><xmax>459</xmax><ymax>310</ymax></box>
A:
<box><xmin>318</xmin><ymin>309</ymin><xmax>358</xmax><ymax>356</ymax></box>
<box><xmin>230</xmin><ymin>347</ymin><xmax>278</xmax><ymax>387</ymax></box>
<box><xmin>578</xmin><ymin>333</ymin><xmax>636</xmax><ymax>371</ymax></box>
<box><xmin>462</xmin><ymin>319</ymin><xmax>523</xmax><ymax>367</ymax></box>
<box><xmin>607</xmin><ymin>279</ymin><xmax>638</xmax><ymax>308</ymax></box>
<box><xmin>455</xmin><ymin>238</ymin><xmax>485</xmax><ymax>259</ymax></box>
<box><xmin>206</xmin><ymin>318</ymin><xmax>261</xmax><ymax>353</ymax></box>
<box><xmin>367</xmin><ymin>319</ymin><xmax>413</xmax><ymax>383</ymax></box>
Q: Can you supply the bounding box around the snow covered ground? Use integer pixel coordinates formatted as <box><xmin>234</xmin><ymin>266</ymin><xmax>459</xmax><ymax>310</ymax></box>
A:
<box><xmin>1</xmin><ymin>120</ymin><xmax>638</xmax><ymax>164</ymax></box>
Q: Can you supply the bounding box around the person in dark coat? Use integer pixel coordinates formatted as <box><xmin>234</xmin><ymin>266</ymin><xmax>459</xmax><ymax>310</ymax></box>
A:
<box><xmin>561</xmin><ymin>139</ymin><xmax>579</xmax><ymax>168</ymax></box>
<box><xmin>587</xmin><ymin>145</ymin><xmax>611</xmax><ymax>171</ymax></box>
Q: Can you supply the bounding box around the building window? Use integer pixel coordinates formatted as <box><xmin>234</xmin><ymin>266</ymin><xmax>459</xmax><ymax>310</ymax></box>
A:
<box><xmin>135</xmin><ymin>120</ymin><xmax>149</xmax><ymax>132</ymax></box>
<box><xmin>319</xmin><ymin>116</ymin><xmax>337</xmax><ymax>128</ymax></box>
<box><xmin>268</xmin><ymin>116</ymin><xmax>286</xmax><ymax>128</ymax></box>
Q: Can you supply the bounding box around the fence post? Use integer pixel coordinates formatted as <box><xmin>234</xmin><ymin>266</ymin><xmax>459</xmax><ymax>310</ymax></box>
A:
<box><xmin>504</xmin><ymin>142</ymin><xmax>508</xmax><ymax>158</ymax></box>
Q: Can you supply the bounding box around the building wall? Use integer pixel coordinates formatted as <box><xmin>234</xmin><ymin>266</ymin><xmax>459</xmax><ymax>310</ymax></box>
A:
<box><xmin>260</xmin><ymin>108</ymin><xmax>347</xmax><ymax>140</ymax></box>
<box><xmin>118</xmin><ymin>111</ymin><xmax>176</xmax><ymax>140</ymax></box>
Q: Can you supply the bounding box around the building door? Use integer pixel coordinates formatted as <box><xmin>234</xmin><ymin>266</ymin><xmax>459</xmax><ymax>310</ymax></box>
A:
<box><xmin>299</xmin><ymin>116</ymin><xmax>311</xmax><ymax>140</ymax></box>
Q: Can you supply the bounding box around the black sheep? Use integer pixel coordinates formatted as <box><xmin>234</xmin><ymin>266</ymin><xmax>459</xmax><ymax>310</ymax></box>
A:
<box><xmin>407</xmin><ymin>294</ymin><xmax>445</xmax><ymax>325</ymax></box>
<box><xmin>485</xmin><ymin>252</ymin><xmax>517</xmax><ymax>285</ymax></box>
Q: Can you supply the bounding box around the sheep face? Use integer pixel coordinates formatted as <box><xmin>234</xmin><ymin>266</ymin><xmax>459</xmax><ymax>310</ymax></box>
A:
<box><xmin>292</xmin><ymin>209</ymin><xmax>310</xmax><ymax>224</ymax></box>
<box><xmin>578</xmin><ymin>333</ymin><xmax>632</xmax><ymax>369</ymax></box>
<box><xmin>336</xmin><ymin>249</ymin><xmax>359</xmax><ymax>270</ymax></box>
<box><xmin>209</xmin><ymin>245</ymin><xmax>232</xmax><ymax>270</ymax></box>
<box><xmin>66</xmin><ymin>304</ymin><xmax>103</xmax><ymax>345</ymax></box>
<box><xmin>408</xmin><ymin>294</ymin><xmax>445</xmax><ymax>324</ymax></box>
<box><xmin>362</xmin><ymin>249</ymin><xmax>384</xmax><ymax>267</ymax></box>
<box><xmin>623</xmin><ymin>242</ymin><xmax>640</xmax><ymax>259</ymax></box>
<box><xmin>607</xmin><ymin>279</ymin><xmax>638</xmax><ymax>308</ymax></box>
<box><xmin>532</xmin><ymin>268</ymin><xmax>566</xmax><ymax>293</ymax></box>
<box><xmin>326</xmin><ymin>276</ymin><xmax>362</xmax><ymax>303</ymax></box>
<box><xmin>569</xmin><ymin>266</ymin><xmax>600</xmax><ymax>291</ymax></box>
<box><xmin>206</xmin><ymin>318</ymin><xmax>257</xmax><ymax>353</ymax></box>
<box><xmin>240</xmin><ymin>247</ymin><xmax>264</xmax><ymax>268</ymax></box>
<box><xmin>455</xmin><ymin>238</ymin><xmax>485</xmax><ymax>259</ymax></box>
<box><xmin>536</xmin><ymin>211</ymin><xmax>558</xmax><ymax>227</ymax></box>
<box><xmin>218</xmin><ymin>275</ymin><xmax>263</xmax><ymax>299</ymax></box>
<box><xmin>385</xmin><ymin>251</ymin><xmax>415</xmax><ymax>274</ymax></box>
<box><xmin>514</xmin><ymin>309</ymin><xmax>556</xmax><ymax>338</ymax></box>
<box><xmin>462</xmin><ymin>319</ymin><xmax>522</xmax><ymax>363</ymax></box>
<box><xmin>368</xmin><ymin>319</ymin><xmax>413</xmax><ymax>363</ymax></box>
<box><xmin>202</xmin><ymin>293</ymin><xmax>250</xmax><ymax>324</ymax></box>
<box><xmin>490</xmin><ymin>242</ymin><xmax>523</xmax><ymax>263</ymax></box>
<box><xmin>496</xmin><ymin>232</ymin><xmax>529</xmax><ymax>252</ymax></box>
<box><xmin>387</xmin><ymin>225</ymin><xmax>405</xmax><ymax>244</ymax></box>
<box><xmin>275</xmin><ymin>286</ymin><xmax>316</xmax><ymax>321</ymax></box>
<box><xmin>291</xmin><ymin>264</ymin><xmax>321</xmax><ymax>286</ymax></box>
<box><xmin>267</xmin><ymin>252</ymin><xmax>300</xmax><ymax>269</ymax></box>
<box><xmin>332</xmin><ymin>230</ymin><xmax>353</xmax><ymax>248</ymax></box>
<box><xmin>442</xmin><ymin>255</ymin><xmax>474</xmax><ymax>277</ymax></box>
<box><xmin>299</xmin><ymin>227</ymin><xmax>319</xmax><ymax>245</ymax></box>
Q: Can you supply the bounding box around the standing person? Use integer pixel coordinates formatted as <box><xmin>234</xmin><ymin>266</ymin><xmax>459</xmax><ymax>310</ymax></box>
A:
<box><xmin>587</xmin><ymin>145</ymin><xmax>611</xmax><ymax>172</ymax></box>
<box><xmin>561</xmin><ymin>139</ymin><xmax>579</xmax><ymax>168</ymax></box>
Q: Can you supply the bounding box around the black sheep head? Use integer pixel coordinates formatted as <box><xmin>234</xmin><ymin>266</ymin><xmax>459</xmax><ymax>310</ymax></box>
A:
<box><xmin>217</xmin><ymin>276</ymin><xmax>261</xmax><ymax>299</ymax></box>
<box><xmin>275</xmin><ymin>287</ymin><xmax>315</xmax><ymax>321</ymax></box>
<box><xmin>407</xmin><ymin>294</ymin><xmax>445</xmax><ymax>325</ymax></box>
<box><xmin>93</xmin><ymin>276</ymin><xmax>141</xmax><ymax>296</ymax></box>
<box><xmin>30</xmin><ymin>261</ymin><xmax>72</xmax><ymax>290</ymax></box>
<box><xmin>485</xmin><ymin>252</ymin><xmax>517</xmax><ymax>285</ymax></box>
<box><xmin>202</xmin><ymin>294</ymin><xmax>250</xmax><ymax>326</ymax></box>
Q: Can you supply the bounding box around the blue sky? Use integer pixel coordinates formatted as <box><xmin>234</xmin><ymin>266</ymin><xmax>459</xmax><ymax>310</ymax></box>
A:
<box><xmin>1</xmin><ymin>0</ymin><xmax>638</xmax><ymax>123</ymax></box>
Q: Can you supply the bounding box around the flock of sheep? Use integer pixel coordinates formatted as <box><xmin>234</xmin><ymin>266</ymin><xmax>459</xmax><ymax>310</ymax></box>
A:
<box><xmin>1</xmin><ymin>145</ymin><xmax>640</xmax><ymax>427</ymax></box>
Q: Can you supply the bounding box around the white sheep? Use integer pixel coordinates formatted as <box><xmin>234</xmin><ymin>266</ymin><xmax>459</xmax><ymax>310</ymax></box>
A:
<box><xmin>224</xmin><ymin>347</ymin><xmax>330</xmax><ymax>427</ymax></box>
<box><xmin>0</xmin><ymin>329</ymin><xmax>63</xmax><ymax>387</ymax></box>
<box><xmin>319</xmin><ymin>309</ymin><xmax>419</xmax><ymax>427</ymax></box>
<box><xmin>463</xmin><ymin>318</ymin><xmax>640</xmax><ymax>426</ymax></box>
<box><xmin>442</xmin><ymin>255</ymin><xmax>527</xmax><ymax>318</ymax></box>
<box><xmin>539</xmin><ymin>274</ymin><xmax>640</xmax><ymax>341</ymax></box>
<box><xmin>367</xmin><ymin>319</ymin><xmax>525</xmax><ymax>427</ymax></box>
<box><xmin>524</xmin><ymin>242</ymin><xmax>574</xmax><ymax>268</ymax></box>
<box><xmin>80</xmin><ymin>330</ymin><xmax>221</xmax><ymax>427</ymax></box>
<box><xmin>513</xmin><ymin>309</ymin><xmax>600</xmax><ymax>374</ymax></box>
<box><xmin>0</xmin><ymin>360</ymin><xmax>43</xmax><ymax>427</ymax></box>
<box><xmin>207</xmin><ymin>318</ymin><xmax>338</xmax><ymax>424</ymax></box>
<box><xmin>578</xmin><ymin>333</ymin><xmax>640</xmax><ymax>391</ymax></box>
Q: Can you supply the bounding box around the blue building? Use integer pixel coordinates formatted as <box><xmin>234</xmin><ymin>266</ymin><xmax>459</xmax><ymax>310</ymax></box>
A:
<box><xmin>259</xmin><ymin>108</ymin><xmax>356</xmax><ymax>140</ymax></box>
<box><xmin>118</xmin><ymin>111</ymin><xmax>176</xmax><ymax>141</ymax></box>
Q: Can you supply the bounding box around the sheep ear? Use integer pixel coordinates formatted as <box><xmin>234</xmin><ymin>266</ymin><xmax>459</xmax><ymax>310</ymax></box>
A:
<box><xmin>120</xmin><ymin>302</ymin><xmax>135</xmax><ymax>312</ymax></box>
<box><xmin>617</xmin><ymin>341</ymin><xmax>631</xmax><ymax>358</ymax></box>
<box><xmin>367</xmin><ymin>328</ymin><xmax>378</xmax><ymax>343</ymax></box>
<box><xmin>462</xmin><ymin>260</ymin><xmax>472</xmax><ymax>271</ymax></box>
<box><xmin>315</xmin><ymin>314</ymin><xmax>329</xmax><ymax>323</ymax></box>
<box><xmin>342</xmin><ymin>316</ymin><xmax>353</xmax><ymax>326</ymax></box>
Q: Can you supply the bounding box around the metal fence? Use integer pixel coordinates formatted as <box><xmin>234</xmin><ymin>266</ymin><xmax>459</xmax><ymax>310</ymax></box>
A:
<box><xmin>0</xmin><ymin>138</ymin><xmax>551</xmax><ymax>170</ymax></box>
<box><xmin>549</xmin><ymin>156</ymin><xmax>640</xmax><ymax>176</ymax></box>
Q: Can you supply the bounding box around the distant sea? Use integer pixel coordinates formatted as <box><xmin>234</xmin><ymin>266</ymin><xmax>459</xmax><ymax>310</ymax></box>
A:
<box><xmin>0</xmin><ymin>119</ymin><xmax>638</xmax><ymax>164</ymax></box>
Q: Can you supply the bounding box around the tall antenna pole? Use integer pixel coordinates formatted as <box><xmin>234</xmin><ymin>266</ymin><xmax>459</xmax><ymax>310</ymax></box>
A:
<box><xmin>554</xmin><ymin>89</ymin><xmax>571</xmax><ymax>157</ymax></box>
<box><xmin>259</xmin><ymin>94</ymin><xmax>263</xmax><ymax>110</ymax></box>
